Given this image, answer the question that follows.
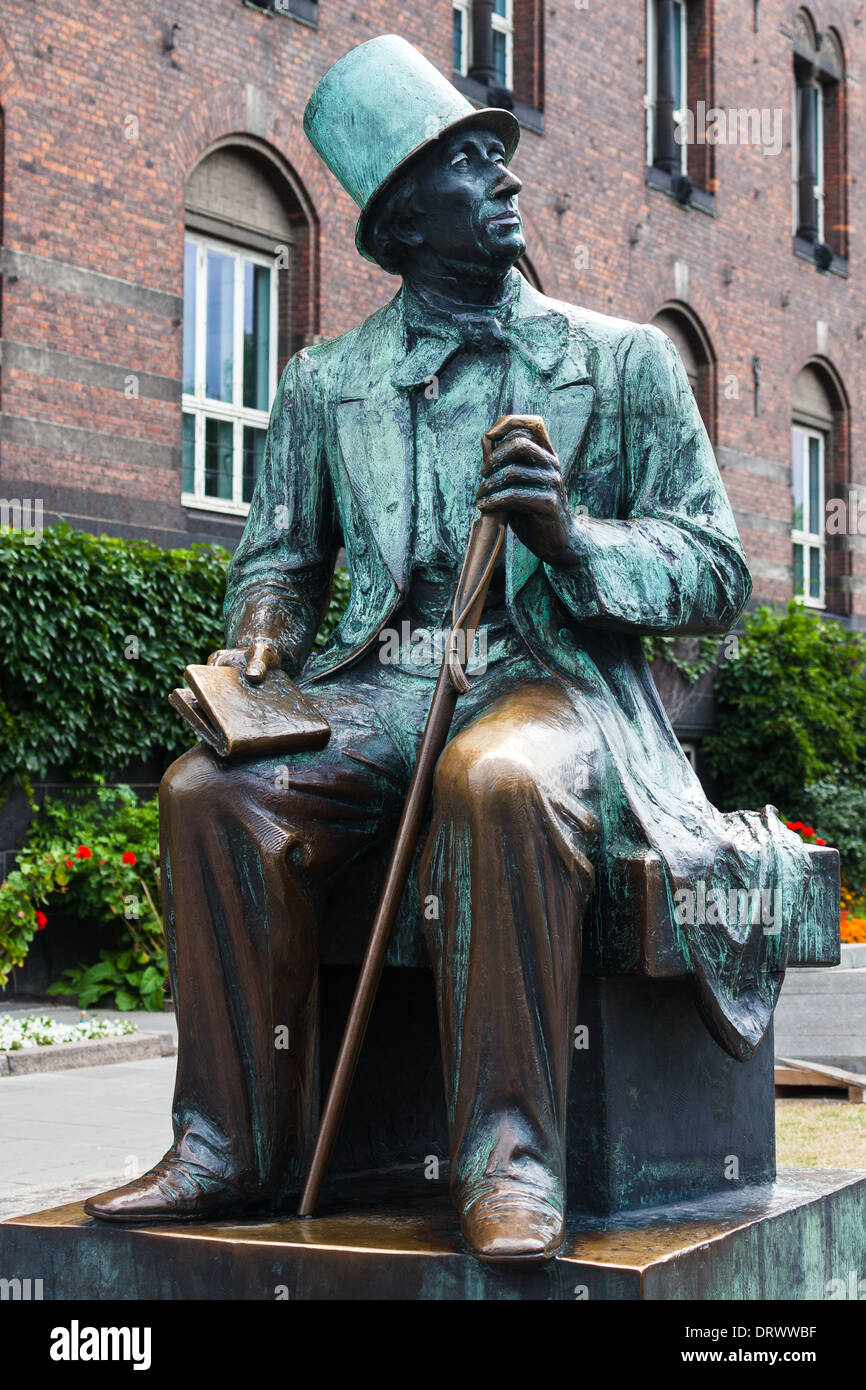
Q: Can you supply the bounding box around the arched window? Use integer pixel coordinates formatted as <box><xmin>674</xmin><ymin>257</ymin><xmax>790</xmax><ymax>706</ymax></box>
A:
<box><xmin>645</xmin><ymin>0</ymin><xmax>714</xmax><ymax>204</ymax></box>
<box><xmin>453</xmin><ymin>2</ymin><xmax>544</xmax><ymax>116</ymax></box>
<box><xmin>791</xmin><ymin>362</ymin><xmax>849</xmax><ymax>611</ymax></box>
<box><xmin>652</xmin><ymin>304</ymin><xmax>716</xmax><ymax>443</ymax></box>
<box><xmin>792</xmin><ymin>12</ymin><xmax>847</xmax><ymax>269</ymax></box>
<box><xmin>182</xmin><ymin>140</ymin><xmax>314</xmax><ymax>515</ymax></box>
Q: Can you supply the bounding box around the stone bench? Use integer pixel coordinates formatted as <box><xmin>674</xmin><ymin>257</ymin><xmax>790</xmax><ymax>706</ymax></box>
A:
<box><xmin>316</xmin><ymin>842</ymin><xmax>840</xmax><ymax>1214</ymax></box>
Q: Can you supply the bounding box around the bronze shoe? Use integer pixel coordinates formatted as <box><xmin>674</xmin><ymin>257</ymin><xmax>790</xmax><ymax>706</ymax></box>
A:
<box><xmin>458</xmin><ymin>1183</ymin><xmax>566</xmax><ymax>1263</ymax></box>
<box><xmin>84</xmin><ymin>1154</ymin><xmax>251</xmax><ymax>1224</ymax></box>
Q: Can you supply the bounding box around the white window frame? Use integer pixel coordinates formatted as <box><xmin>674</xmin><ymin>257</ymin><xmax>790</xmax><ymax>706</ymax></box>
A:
<box><xmin>791</xmin><ymin>424</ymin><xmax>826</xmax><ymax>609</ymax></box>
<box><xmin>453</xmin><ymin>2</ymin><xmax>513</xmax><ymax>90</ymax></box>
<box><xmin>182</xmin><ymin>232</ymin><xmax>278</xmax><ymax>517</ymax></box>
<box><xmin>815</xmin><ymin>80</ymin><xmax>825</xmax><ymax>242</ymax></box>
<box><xmin>679</xmin><ymin>739</ymin><xmax>698</xmax><ymax>770</ymax></box>
<box><xmin>492</xmin><ymin>0</ymin><xmax>514</xmax><ymax>91</ymax></box>
<box><xmin>792</xmin><ymin>74</ymin><xmax>826</xmax><ymax>240</ymax></box>
<box><xmin>645</xmin><ymin>0</ymin><xmax>689</xmax><ymax>174</ymax></box>
<box><xmin>453</xmin><ymin>0</ymin><xmax>471</xmax><ymax>76</ymax></box>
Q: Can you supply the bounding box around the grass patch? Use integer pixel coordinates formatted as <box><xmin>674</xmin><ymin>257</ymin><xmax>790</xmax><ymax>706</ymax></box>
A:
<box><xmin>776</xmin><ymin>1097</ymin><xmax>866</xmax><ymax>1168</ymax></box>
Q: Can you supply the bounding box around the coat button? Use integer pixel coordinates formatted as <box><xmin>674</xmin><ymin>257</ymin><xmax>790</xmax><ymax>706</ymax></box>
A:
<box><xmin>355</xmin><ymin>538</ymin><xmax>367</xmax><ymax>557</ymax></box>
<box><xmin>359</xmin><ymin>573</ymin><xmax>372</xmax><ymax>594</ymax></box>
<box><xmin>558</xmin><ymin>627</ymin><xmax>576</xmax><ymax>647</ymax></box>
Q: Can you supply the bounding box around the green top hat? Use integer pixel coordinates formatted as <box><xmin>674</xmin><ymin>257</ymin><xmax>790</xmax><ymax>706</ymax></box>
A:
<box><xmin>303</xmin><ymin>35</ymin><xmax>520</xmax><ymax>264</ymax></box>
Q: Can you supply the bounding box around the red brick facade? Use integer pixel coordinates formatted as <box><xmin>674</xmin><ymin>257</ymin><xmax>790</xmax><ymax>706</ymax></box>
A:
<box><xmin>0</xmin><ymin>1</ymin><xmax>863</xmax><ymax>624</ymax></box>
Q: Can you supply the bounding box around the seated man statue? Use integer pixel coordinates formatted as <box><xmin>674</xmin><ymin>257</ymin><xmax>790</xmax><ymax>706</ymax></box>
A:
<box><xmin>86</xmin><ymin>36</ymin><xmax>808</xmax><ymax>1262</ymax></box>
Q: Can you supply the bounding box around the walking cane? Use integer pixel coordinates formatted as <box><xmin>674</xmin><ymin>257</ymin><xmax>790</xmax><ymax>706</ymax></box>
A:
<box><xmin>297</xmin><ymin>432</ymin><xmax>509</xmax><ymax>1218</ymax></box>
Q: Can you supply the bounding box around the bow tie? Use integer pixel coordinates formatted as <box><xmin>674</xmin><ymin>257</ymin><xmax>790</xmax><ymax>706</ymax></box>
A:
<box><xmin>392</xmin><ymin>309</ymin><xmax>569</xmax><ymax>389</ymax></box>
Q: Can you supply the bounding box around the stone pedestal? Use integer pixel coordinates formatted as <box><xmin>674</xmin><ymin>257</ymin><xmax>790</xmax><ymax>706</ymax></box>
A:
<box><xmin>2</xmin><ymin>1170</ymin><xmax>864</xmax><ymax>1300</ymax></box>
<box><xmin>321</xmin><ymin>966</ymin><xmax>776</xmax><ymax>1213</ymax></box>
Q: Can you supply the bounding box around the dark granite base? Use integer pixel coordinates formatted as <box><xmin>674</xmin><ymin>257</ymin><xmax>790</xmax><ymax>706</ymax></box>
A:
<box><xmin>2</xmin><ymin>1169</ymin><xmax>864</xmax><ymax>1301</ymax></box>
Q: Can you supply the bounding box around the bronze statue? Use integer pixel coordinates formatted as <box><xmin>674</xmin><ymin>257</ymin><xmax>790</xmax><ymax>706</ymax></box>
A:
<box><xmin>85</xmin><ymin>36</ymin><xmax>809</xmax><ymax>1263</ymax></box>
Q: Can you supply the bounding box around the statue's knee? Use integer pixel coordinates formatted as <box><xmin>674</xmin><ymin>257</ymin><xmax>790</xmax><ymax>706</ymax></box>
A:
<box><xmin>159</xmin><ymin>745</ymin><xmax>222</xmax><ymax>819</ymax></box>
<box><xmin>435</xmin><ymin>732</ymin><xmax>535</xmax><ymax>814</ymax></box>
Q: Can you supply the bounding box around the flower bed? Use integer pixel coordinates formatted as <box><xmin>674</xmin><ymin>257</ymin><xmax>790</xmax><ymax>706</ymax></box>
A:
<box><xmin>784</xmin><ymin>818</ymin><xmax>865</xmax><ymax>944</ymax></box>
<box><xmin>0</xmin><ymin>1012</ymin><xmax>137</xmax><ymax>1050</ymax></box>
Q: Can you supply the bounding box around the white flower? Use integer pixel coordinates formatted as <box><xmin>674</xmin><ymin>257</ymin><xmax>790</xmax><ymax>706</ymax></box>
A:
<box><xmin>0</xmin><ymin>1014</ymin><xmax>137</xmax><ymax>1050</ymax></box>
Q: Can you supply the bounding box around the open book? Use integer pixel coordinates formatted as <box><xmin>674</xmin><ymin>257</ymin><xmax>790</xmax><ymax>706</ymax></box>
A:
<box><xmin>169</xmin><ymin>664</ymin><xmax>331</xmax><ymax>760</ymax></box>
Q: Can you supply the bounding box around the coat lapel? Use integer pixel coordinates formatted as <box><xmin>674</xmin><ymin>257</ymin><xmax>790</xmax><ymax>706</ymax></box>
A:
<box><xmin>334</xmin><ymin>297</ymin><xmax>415</xmax><ymax>593</ymax></box>
<box><xmin>506</xmin><ymin>281</ymin><xmax>595</xmax><ymax>598</ymax></box>
<box><xmin>333</xmin><ymin>277</ymin><xmax>597</xmax><ymax>602</ymax></box>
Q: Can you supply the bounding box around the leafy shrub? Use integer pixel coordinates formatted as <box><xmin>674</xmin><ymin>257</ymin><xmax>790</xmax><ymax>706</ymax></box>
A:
<box><xmin>797</xmin><ymin>778</ymin><xmax>866</xmax><ymax>898</ymax></box>
<box><xmin>0</xmin><ymin>523</ymin><xmax>229</xmax><ymax>798</ymax></box>
<box><xmin>0</xmin><ymin>783</ymin><xmax>164</xmax><ymax>1007</ymax></box>
<box><xmin>49</xmin><ymin>946</ymin><xmax>167</xmax><ymax>1014</ymax></box>
<box><xmin>0</xmin><ymin>524</ymin><xmax>352</xmax><ymax>801</ymax></box>
<box><xmin>705</xmin><ymin>601</ymin><xmax>866</xmax><ymax>810</ymax></box>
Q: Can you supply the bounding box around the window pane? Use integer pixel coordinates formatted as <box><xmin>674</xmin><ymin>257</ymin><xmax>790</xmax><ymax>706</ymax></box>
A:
<box><xmin>793</xmin><ymin>543</ymin><xmax>804</xmax><ymax>596</ymax></box>
<box><xmin>205</xmin><ymin>249</ymin><xmax>235</xmax><ymax>403</ymax></box>
<box><xmin>492</xmin><ymin>30</ymin><xmax>507</xmax><ymax>86</ymax></box>
<box><xmin>182</xmin><ymin>413</ymin><xmax>196</xmax><ymax>494</ymax></box>
<box><xmin>242</xmin><ymin>426</ymin><xmax>267</xmax><ymax>505</ymax></box>
<box><xmin>672</xmin><ymin>1</ymin><xmax>685</xmax><ymax>110</ymax></box>
<box><xmin>808</xmin><ymin>435</ymin><xmax>821</xmax><ymax>535</ymax></box>
<box><xmin>453</xmin><ymin>9</ymin><xmax>463</xmax><ymax>71</ymax></box>
<box><xmin>809</xmin><ymin>546</ymin><xmax>821</xmax><ymax>599</ymax></box>
<box><xmin>791</xmin><ymin>429</ymin><xmax>804</xmax><ymax>533</ymax></box>
<box><xmin>204</xmin><ymin>417</ymin><xmax>234</xmax><ymax>501</ymax></box>
<box><xmin>183</xmin><ymin>241</ymin><xmax>197</xmax><ymax>396</ymax></box>
<box><xmin>808</xmin><ymin>86</ymin><xmax>820</xmax><ymax>175</ymax></box>
<box><xmin>243</xmin><ymin>262</ymin><xmax>271</xmax><ymax>412</ymax></box>
<box><xmin>493</xmin><ymin>0</ymin><xmax>508</xmax><ymax>15</ymax></box>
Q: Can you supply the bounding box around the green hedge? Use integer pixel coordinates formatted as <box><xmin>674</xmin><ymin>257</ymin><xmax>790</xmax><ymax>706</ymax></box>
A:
<box><xmin>0</xmin><ymin>523</ymin><xmax>352</xmax><ymax>800</ymax></box>
<box><xmin>0</xmin><ymin>523</ymin><xmax>229</xmax><ymax>796</ymax></box>
<box><xmin>704</xmin><ymin>600</ymin><xmax>866</xmax><ymax>811</ymax></box>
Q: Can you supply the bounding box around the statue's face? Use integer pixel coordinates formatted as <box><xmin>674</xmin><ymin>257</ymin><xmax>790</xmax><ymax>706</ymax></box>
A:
<box><xmin>404</xmin><ymin>125</ymin><xmax>524</xmax><ymax>270</ymax></box>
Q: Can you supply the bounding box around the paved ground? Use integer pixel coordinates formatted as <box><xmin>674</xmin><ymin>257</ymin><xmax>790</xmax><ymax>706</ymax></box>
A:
<box><xmin>0</xmin><ymin>1055</ymin><xmax>176</xmax><ymax>1220</ymax></box>
<box><xmin>2</xmin><ymin>1035</ymin><xmax>865</xmax><ymax>1224</ymax></box>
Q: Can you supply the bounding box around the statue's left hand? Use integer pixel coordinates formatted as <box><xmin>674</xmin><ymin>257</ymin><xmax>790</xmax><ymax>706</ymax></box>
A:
<box><xmin>476</xmin><ymin>415</ymin><xmax>581</xmax><ymax>567</ymax></box>
<box><xmin>207</xmin><ymin>640</ymin><xmax>280</xmax><ymax>685</ymax></box>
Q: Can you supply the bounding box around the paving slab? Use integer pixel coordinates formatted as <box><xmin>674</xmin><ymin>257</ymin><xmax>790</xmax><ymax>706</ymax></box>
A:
<box><xmin>0</xmin><ymin>1055</ymin><xmax>176</xmax><ymax>1221</ymax></box>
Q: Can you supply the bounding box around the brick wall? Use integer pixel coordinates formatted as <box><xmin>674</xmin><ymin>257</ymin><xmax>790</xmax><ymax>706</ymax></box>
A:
<box><xmin>0</xmin><ymin>0</ymin><xmax>863</xmax><ymax>622</ymax></box>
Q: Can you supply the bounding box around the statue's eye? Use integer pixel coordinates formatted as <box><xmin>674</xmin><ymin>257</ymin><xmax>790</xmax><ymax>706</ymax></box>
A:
<box><xmin>490</xmin><ymin>150</ymin><xmax>506</xmax><ymax>165</ymax></box>
<box><xmin>450</xmin><ymin>152</ymin><xmax>470</xmax><ymax>169</ymax></box>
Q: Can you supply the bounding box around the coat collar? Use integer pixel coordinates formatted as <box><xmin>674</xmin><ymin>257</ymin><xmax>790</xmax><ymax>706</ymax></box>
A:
<box><xmin>334</xmin><ymin>271</ymin><xmax>595</xmax><ymax>596</ymax></box>
<box><xmin>338</xmin><ymin>271</ymin><xmax>590</xmax><ymax>398</ymax></box>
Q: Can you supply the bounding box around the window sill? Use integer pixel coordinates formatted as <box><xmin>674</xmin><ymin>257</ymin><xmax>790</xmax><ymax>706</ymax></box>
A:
<box><xmin>183</xmin><ymin>496</ymin><xmax>251</xmax><ymax>519</ymax></box>
<box><xmin>793</xmin><ymin>236</ymin><xmax>849</xmax><ymax>278</ymax></box>
<box><xmin>645</xmin><ymin>165</ymin><xmax>715</xmax><ymax>215</ymax></box>
<box><xmin>452</xmin><ymin>74</ymin><xmax>544</xmax><ymax>136</ymax></box>
<box><xmin>243</xmin><ymin>0</ymin><xmax>317</xmax><ymax>28</ymax></box>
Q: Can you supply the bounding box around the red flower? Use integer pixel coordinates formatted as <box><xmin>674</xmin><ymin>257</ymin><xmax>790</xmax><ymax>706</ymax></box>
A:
<box><xmin>815</xmin><ymin>838</ymin><xmax>826</xmax><ymax>846</ymax></box>
<box><xmin>76</xmin><ymin>845</ymin><xmax>92</xmax><ymax>860</ymax></box>
<box><xmin>788</xmin><ymin>821</ymin><xmax>805</xmax><ymax>833</ymax></box>
<box><xmin>35</xmin><ymin>911</ymin><xmax>47</xmax><ymax>930</ymax></box>
<box><xmin>65</xmin><ymin>858</ymin><xmax>74</xmax><ymax>868</ymax></box>
<box><xmin>121</xmin><ymin>851</ymin><xmax>137</xmax><ymax>866</ymax></box>
<box><xmin>802</xmin><ymin>826</ymin><xmax>814</xmax><ymax>838</ymax></box>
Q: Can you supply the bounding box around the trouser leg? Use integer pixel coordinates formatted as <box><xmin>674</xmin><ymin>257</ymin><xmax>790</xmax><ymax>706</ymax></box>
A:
<box><xmin>420</xmin><ymin>680</ymin><xmax>601</xmax><ymax>1215</ymax></box>
<box><xmin>160</xmin><ymin>693</ymin><xmax>408</xmax><ymax>1200</ymax></box>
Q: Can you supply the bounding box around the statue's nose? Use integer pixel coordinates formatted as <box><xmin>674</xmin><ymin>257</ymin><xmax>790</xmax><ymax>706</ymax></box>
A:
<box><xmin>493</xmin><ymin>165</ymin><xmax>521</xmax><ymax>198</ymax></box>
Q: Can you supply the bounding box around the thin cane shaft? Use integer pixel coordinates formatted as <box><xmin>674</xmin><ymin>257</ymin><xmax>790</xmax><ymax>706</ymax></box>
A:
<box><xmin>297</xmin><ymin>516</ymin><xmax>505</xmax><ymax>1217</ymax></box>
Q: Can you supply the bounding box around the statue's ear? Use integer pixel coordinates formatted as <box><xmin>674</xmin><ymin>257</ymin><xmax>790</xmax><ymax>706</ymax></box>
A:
<box><xmin>388</xmin><ymin>207</ymin><xmax>424</xmax><ymax>251</ymax></box>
